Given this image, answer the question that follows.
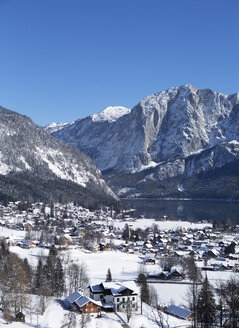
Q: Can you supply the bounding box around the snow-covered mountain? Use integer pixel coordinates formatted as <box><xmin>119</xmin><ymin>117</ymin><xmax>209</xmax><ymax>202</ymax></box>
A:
<box><xmin>45</xmin><ymin>122</ymin><xmax>74</xmax><ymax>134</ymax></box>
<box><xmin>51</xmin><ymin>85</ymin><xmax>239</xmax><ymax>199</ymax></box>
<box><xmin>91</xmin><ymin>106</ymin><xmax>131</xmax><ymax>123</ymax></box>
<box><xmin>0</xmin><ymin>106</ymin><xmax>117</xmax><ymax>205</ymax></box>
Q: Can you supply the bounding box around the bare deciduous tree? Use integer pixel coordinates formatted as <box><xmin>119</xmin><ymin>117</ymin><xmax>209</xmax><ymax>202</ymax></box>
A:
<box><xmin>67</xmin><ymin>262</ymin><xmax>89</xmax><ymax>294</ymax></box>
<box><xmin>149</xmin><ymin>286</ymin><xmax>169</xmax><ymax>328</ymax></box>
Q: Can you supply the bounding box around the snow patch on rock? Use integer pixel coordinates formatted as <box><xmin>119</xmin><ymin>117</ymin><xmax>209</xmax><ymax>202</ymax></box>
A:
<box><xmin>91</xmin><ymin>106</ymin><xmax>131</xmax><ymax>123</ymax></box>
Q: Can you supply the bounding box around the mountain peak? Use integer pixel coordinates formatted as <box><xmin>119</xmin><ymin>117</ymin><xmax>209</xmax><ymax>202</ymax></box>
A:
<box><xmin>45</xmin><ymin>122</ymin><xmax>73</xmax><ymax>134</ymax></box>
<box><xmin>91</xmin><ymin>106</ymin><xmax>131</xmax><ymax>123</ymax></box>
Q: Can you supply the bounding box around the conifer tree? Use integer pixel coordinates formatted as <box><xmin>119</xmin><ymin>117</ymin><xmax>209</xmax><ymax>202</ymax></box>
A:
<box><xmin>122</xmin><ymin>223</ymin><xmax>130</xmax><ymax>241</ymax></box>
<box><xmin>222</xmin><ymin>277</ymin><xmax>239</xmax><ymax>328</ymax></box>
<box><xmin>23</xmin><ymin>257</ymin><xmax>32</xmax><ymax>287</ymax></box>
<box><xmin>54</xmin><ymin>257</ymin><xmax>64</xmax><ymax>297</ymax></box>
<box><xmin>197</xmin><ymin>276</ymin><xmax>216</xmax><ymax>328</ymax></box>
<box><xmin>137</xmin><ymin>273</ymin><xmax>149</xmax><ymax>314</ymax></box>
<box><xmin>35</xmin><ymin>258</ymin><xmax>44</xmax><ymax>292</ymax></box>
<box><xmin>43</xmin><ymin>253</ymin><xmax>56</xmax><ymax>295</ymax></box>
<box><xmin>105</xmin><ymin>268</ymin><xmax>112</xmax><ymax>282</ymax></box>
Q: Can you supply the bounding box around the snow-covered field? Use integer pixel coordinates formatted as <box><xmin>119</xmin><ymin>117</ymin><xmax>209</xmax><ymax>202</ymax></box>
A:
<box><xmin>113</xmin><ymin>218</ymin><xmax>212</xmax><ymax>231</ymax></box>
<box><xmin>149</xmin><ymin>283</ymin><xmax>189</xmax><ymax>307</ymax></box>
<box><xmin>61</xmin><ymin>249</ymin><xmax>141</xmax><ymax>284</ymax></box>
<box><xmin>0</xmin><ymin>226</ymin><xmax>25</xmax><ymax>239</ymax></box>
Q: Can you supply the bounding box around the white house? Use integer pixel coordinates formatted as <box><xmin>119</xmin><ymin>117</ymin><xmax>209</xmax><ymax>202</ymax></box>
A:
<box><xmin>89</xmin><ymin>281</ymin><xmax>138</xmax><ymax>312</ymax></box>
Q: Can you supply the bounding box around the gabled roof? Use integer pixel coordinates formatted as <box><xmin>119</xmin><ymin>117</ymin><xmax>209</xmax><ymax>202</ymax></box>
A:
<box><xmin>75</xmin><ymin>296</ymin><xmax>90</xmax><ymax>307</ymax></box>
<box><xmin>66</xmin><ymin>291</ymin><xmax>83</xmax><ymax>304</ymax></box>
<box><xmin>90</xmin><ymin>284</ymin><xmax>104</xmax><ymax>293</ymax></box>
<box><xmin>66</xmin><ymin>291</ymin><xmax>101</xmax><ymax>308</ymax></box>
<box><xmin>90</xmin><ymin>281</ymin><xmax>138</xmax><ymax>296</ymax></box>
<box><xmin>166</xmin><ymin>304</ymin><xmax>192</xmax><ymax>319</ymax></box>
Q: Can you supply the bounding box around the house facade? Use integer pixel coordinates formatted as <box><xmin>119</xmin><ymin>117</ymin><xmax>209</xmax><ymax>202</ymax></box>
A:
<box><xmin>89</xmin><ymin>281</ymin><xmax>138</xmax><ymax>312</ymax></box>
<box><xmin>65</xmin><ymin>291</ymin><xmax>101</xmax><ymax>314</ymax></box>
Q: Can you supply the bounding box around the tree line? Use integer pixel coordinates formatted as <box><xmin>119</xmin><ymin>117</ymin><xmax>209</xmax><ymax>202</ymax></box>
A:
<box><xmin>0</xmin><ymin>239</ymin><xmax>90</xmax><ymax>322</ymax></box>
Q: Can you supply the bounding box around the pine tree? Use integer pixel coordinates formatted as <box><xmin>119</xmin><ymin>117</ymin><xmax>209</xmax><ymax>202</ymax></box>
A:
<box><xmin>105</xmin><ymin>268</ymin><xmax>112</xmax><ymax>282</ymax></box>
<box><xmin>224</xmin><ymin>241</ymin><xmax>236</xmax><ymax>255</ymax></box>
<box><xmin>43</xmin><ymin>254</ymin><xmax>56</xmax><ymax>295</ymax></box>
<box><xmin>197</xmin><ymin>276</ymin><xmax>216</xmax><ymax>328</ymax></box>
<box><xmin>0</xmin><ymin>239</ymin><xmax>9</xmax><ymax>258</ymax></box>
<box><xmin>35</xmin><ymin>258</ymin><xmax>44</xmax><ymax>292</ymax></box>
<box><xmin>54</xmin><ymin>257</ymin><xmax>64</xmax><ymax>297</ymax></box>
<box><xmin>122</xmin><ymin>224</ymin><xmax>130</xmax><ymax>241</ymax></box>
<box><xmin>222</xmin><ymin>277</ymin><xmax>239</xmax><ymax>328</ymax></box>
<box><xmin>23</xmin><ymin>257</ymin><xmax>32</xmax><ymax>286</ymax></box>
<box><xmin>137</xmin><ymin>273</ymin><xmax>149</xmax><ymax>314</ymax></box>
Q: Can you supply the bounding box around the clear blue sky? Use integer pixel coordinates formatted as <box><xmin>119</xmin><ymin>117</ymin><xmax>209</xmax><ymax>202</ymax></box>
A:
<box><xmin>0</xmin><ymin>0</ymin><xmax>238</xmax><ymax>126</ymax></box>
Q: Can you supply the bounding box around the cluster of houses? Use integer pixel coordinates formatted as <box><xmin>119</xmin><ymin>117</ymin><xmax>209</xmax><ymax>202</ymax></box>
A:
<box><xmin>1</xmin><ymin>201</ymin><xmax>239</xmax><ymax>278</ymax></box>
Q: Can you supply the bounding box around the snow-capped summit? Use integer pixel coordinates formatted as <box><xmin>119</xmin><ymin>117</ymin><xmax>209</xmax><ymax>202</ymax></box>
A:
<box><xmin>45</xmin><ymin>122</ymin><xmax>73</xmax><ymax>134</ymax></box>
<box><xmin>91</xmin><ymin>106</ymin><xmax>131</xmax><ymax>123</ymax></box>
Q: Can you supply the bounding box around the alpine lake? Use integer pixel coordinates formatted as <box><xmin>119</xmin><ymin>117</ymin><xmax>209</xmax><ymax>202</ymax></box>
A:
<box><xmin>122</xmin><ymin>198</ymin><xmax>239</xmax><ymax>225</ymax></box>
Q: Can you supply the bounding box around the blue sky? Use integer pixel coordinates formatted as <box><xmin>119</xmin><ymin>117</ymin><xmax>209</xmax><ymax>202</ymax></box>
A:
<box><xmin>0</xmin><ymin>0</ymin><xmax>238</xmax><ymax>126</ymax></box>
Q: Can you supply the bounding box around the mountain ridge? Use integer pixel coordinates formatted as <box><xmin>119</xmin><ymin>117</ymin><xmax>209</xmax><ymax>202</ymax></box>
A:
<box><xmin>49</xmin><ymin>85</ymin><xmax>239</xmax><ymax>199</ymax></box>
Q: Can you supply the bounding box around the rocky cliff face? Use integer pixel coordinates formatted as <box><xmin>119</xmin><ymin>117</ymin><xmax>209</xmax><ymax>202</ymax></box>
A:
<box><xmin>51</xmin><ymin>85</ymin><xmax>239</xmax><ymax>199</ymax></box>
<box><xmin>0</xmin><ymin>106</ymin><xmax>117</xmax><ymax>205</ymax></box>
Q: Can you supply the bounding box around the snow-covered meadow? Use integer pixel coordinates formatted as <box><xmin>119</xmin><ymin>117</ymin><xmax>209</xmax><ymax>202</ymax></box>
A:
<box><xmin>112</xmin><ymin>218</ymin><xmax>212</xmax><ymax>231</ymax></box>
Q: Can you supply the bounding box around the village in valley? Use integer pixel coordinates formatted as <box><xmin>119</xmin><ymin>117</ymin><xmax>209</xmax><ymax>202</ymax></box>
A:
<box><xmin>0</xmin><ymin>200</ymin><xmax>238</xmax><ymax>327</ymax></box>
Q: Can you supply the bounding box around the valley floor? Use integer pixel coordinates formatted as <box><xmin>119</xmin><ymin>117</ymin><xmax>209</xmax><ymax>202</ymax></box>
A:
<box><xmin>0</xmin><ymin>219</ymin><xmax>237</xmax><ymax>328</ymax></box>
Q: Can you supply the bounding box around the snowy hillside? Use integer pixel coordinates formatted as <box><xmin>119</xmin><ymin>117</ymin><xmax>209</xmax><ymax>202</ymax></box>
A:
<box><xmin>0</xmin><ymin>106</ymin><xmax>117</xmax><ymax>204</ymax></box>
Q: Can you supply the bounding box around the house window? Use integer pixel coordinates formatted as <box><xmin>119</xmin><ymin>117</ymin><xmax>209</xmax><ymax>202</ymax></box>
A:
<box><xmin>117</xmin><ymin>298</ymin><xmax>120</xmax><ymax>302</ymax></box>
<box><xmin>100</xmin><ymin>295</ymin><xmax>103</xmax><ymax>299</ymax></box>
<box><xmin>122</xmin><ymin>305</ymin><xmax>125</xmax><ymax>309</ymax></box>
<box><xmin>132</xmin><ymin>304</ymin><xmax>135</xmax><ymax>308</ymax></box>
<box><xmin>91</xmin><ymin>308</ymin><xmax>94</xmax><ymax>312</ymax></box>
<box><xmin>85</xmin><ymin>309</ymin><xmax>88</xmax><ymax>312</ymax></box>
<box><xmin>132</xmin><ymin>297</ymin><xmax>135</xmax><ymax>301</ymax></box>
<box><xmin>122</xmin><ymin>298</ymin><xmax>125</xmax><ymax>302</ymax></box>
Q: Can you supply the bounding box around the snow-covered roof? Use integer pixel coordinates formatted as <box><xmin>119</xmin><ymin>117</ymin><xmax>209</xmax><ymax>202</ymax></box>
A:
<box><xmin>90</xmin><ymin>281</ymin><xmax>138</xmax><ymax>296</ymax></box>
<box><xmin>119</xmin><ymin>281</ymin><xmax>138</xmax><ymax>294</ymax></box>
<box><xmin>66</xmin><ymin>291</ymin><xmax>101</xmax><ymax>308</ymax></box>
<box><xmin>91</xmin><ymin>284</ymin><xmax>104</xmax><ymax>293</ymax></box>
<box><xmin>75</xmin><ymin>296</ymin><xmax>90</xmax><ymax>307</ymax></box>
<box><xmin>66</xmin><ymin>291</ymin><xmax>83</xmax><ymax>304</ymax></box>
<box><xmin>166</xmin><ymin>304</ymin><xmax>192</xmax><ymax>319</ymax></box>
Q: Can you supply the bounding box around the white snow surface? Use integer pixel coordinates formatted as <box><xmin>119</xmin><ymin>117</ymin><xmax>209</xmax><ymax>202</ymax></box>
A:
<box><xmin>91</xmin><ymin>106</ymin><xmax>131</xmax><ymax>123</ymax></box>
<box><xmin>45</xmin><ymin>122</ymin><xmax>73</xmax><ymax>133</ymax></box>
<box><xmin>35</xmin><ymin>146</ymin><xmax>89</xmax><ymax>188</ymax></box>
<box><xmin>113</xmin><ymin>219</ymin><xmax>212</xmax><ymax>231</ymax></box>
